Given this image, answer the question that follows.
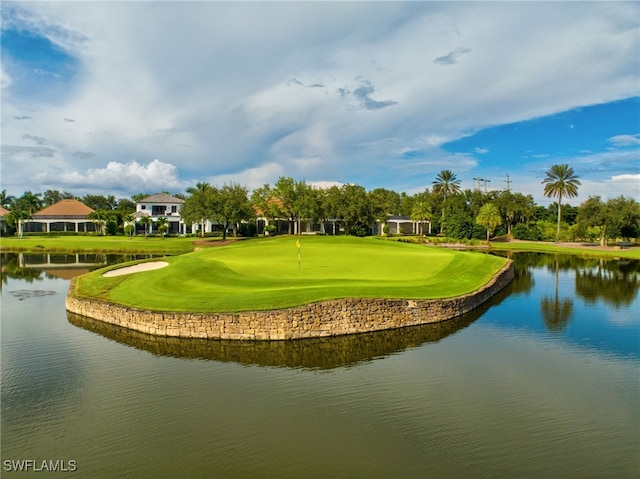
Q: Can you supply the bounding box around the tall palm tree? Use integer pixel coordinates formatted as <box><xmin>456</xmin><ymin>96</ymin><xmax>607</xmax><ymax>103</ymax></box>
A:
<box><xmin>542</xmin><ymin>164</ymin><xmax>580</xmax><ymax>241</ymax></box>
<box><xmin>432</xmin><ymin>170</ymin><xmax>461</xmax><ymax>234</ymax></box>
<box><xmin>1</xmin><ymin>189</ymin><xmax>16</xmax><ymax>208</ymax></box>
<box><xmin>432</xmin><ymin>169</ymin><xmax>461</xmax><ymax>199</ymax></box>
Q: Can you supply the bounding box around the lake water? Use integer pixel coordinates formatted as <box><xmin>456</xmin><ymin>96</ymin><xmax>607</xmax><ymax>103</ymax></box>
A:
<box><xmin>1</xmin><ymin>252</ymin><xmax>639</xmax><ymax>478</ymax></box>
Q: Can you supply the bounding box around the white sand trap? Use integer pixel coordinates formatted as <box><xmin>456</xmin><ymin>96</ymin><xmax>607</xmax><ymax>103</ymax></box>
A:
<box><xmin>103</xmin><ymin>261</ymin><xmax>169</xmax><ymax>277</ymax></box>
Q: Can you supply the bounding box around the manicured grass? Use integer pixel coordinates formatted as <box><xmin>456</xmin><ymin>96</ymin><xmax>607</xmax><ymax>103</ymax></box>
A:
<box><xmin>0</xmin><ymin>235</ymin><xmax>200</xmax><ymax>254</ymax></box>
<box><xmin>74</xmin><ymin>235</ymin><xmax>509</xmax><ymax>313</ymax></box>
<box><xmin>488</xmin><ymin>240</ymin><xmax>640</xmax><ymax>259</ymax></box>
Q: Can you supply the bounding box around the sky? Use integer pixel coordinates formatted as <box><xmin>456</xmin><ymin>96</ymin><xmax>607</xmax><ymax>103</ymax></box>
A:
<box><xmin>1</xmin><ymin>1</ymin><xmax>639</xmax><ymax>205</ymax></box>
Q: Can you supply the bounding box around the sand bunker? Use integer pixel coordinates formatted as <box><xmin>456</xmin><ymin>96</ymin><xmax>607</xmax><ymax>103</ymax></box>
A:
<box><xmin>103</xmin><ymin>261</ymin><xmax>169</xmax><ymax>277</ymax></box>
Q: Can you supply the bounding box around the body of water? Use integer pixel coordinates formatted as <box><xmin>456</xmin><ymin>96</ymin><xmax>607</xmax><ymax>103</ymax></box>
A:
<box><xmin>1</xmin><ymin>252</ymin><xmax>638</xmax><ymax>478</ymax></box>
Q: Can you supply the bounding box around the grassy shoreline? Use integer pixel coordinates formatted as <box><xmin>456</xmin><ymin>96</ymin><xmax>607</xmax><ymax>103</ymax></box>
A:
<box><xmin>2</xmin><ymin>234</ymin><xmax>638</xmax><ymax>259</ymax></box>
<box><xmin>382</xmin><ymin>236</ymin><xmax>640</xmax><ymax>260</ymax></box>
<box><xmin>487</xmin><ymin>240</ymin><xmax>640</xmax><ymax>259</ymax></box>
<box><xmin>0</xmin><ymin>235</ymin><xmax>200</xmax><ymax>255</ymax></box>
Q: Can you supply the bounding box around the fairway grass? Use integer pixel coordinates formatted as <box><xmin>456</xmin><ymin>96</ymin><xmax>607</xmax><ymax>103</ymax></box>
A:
<box><xmin>74</xmin><ymin>236</ymin><xmax>509</xmax><ymax>313</ymax></box>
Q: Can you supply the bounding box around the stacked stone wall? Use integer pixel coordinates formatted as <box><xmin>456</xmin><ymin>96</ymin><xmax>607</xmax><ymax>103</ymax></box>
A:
<box><xmin>66</xmin><ymin>261</ymin><xmax>513</xmax><ymax>340</ymax></box>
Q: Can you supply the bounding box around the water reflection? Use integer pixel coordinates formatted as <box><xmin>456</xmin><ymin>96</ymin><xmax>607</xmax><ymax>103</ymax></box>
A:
<box><xmin>575</xmin><ymin>259</ymin><xmax>640</xmax><ymax>306</ymax></box>
<box><xmin>4</xmin><ymin>251</ymin><xmax>639</xmax><ymax>478</ymax></box>
<box><xmin>496</xmin><ymin>252</ymin><xmax>639</xmax><ymax>332</ymax></box>
<box><xmin>0</xmin><ymin>252</ymin><xmax>158</xmax><ymax>288</ymax></box>
<box><xmin>67</xmin><ymin>288</ymin><xmax>511</xmax><ymax>369</ymax></box>
<box><xmin>542</xmin><ymin>255</ymin><xmax>574</xmax><ymax>332</ymax></box>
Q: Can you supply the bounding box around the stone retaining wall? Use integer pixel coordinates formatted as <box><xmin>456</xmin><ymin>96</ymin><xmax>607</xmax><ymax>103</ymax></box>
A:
<box><xmin>66</xmin><ymin>261</ymin><xmax>513</xmax><ymax>341</ymax></box>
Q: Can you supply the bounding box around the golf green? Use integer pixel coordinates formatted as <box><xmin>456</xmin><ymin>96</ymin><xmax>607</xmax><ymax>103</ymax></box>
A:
<box><xmin>74</xmin><ymin>236</ymin><xmax>509</xmax><ymax>313</ymax></box>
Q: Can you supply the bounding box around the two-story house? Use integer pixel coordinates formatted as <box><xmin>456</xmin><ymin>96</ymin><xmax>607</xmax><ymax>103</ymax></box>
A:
<box><xmin>134</xmin><ymin>193</ymin><xmax>186</xmax><ymax>235</ymax></box>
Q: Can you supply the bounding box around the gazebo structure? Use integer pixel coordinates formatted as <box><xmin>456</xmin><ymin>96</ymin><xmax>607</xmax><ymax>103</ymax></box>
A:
<box><xmin>383</xmin><ymin>215</ymin><xmax>432</xmax><ymax>236</ymax></box>
<box><xmin>30</xmin><ymin>199</ymin><xmax>95</xmax><ymax>233</ymax></box>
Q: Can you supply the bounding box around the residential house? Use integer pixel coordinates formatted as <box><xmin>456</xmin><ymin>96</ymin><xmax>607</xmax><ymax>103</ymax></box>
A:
<box><xmin>135</xmin><ymin>193</ymin><xmax>186</xmax><ymax>235</ymax></box>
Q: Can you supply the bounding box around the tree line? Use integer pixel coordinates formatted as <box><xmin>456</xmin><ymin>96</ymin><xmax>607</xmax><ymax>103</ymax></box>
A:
<box><xmin>2</xmin><ymin>164</ymin><xmax>639</xmax><ymax>244</ymax></box>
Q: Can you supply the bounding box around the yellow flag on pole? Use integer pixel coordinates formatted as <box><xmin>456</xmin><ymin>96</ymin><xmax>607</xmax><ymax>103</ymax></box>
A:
<box><xmin>296</xmin><ymin>238</ymin><xmax>300</xmax><ymax>249</ymax></box>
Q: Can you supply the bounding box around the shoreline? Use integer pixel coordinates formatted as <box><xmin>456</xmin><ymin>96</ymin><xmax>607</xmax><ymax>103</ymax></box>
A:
<box><xmin>65</xmin><ymin>261</ymin><xmax>514</xmax><ymax>341</ymax></box>
<box><xmin>3</xmin><ymin>236</ymin><xmax>637</xmax><ymax>259</ymax></box>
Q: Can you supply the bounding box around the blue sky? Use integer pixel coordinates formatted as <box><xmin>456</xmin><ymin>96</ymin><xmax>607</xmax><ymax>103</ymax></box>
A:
<box><xmin>1</xmin><ymin>2</ymin><xmax>638</xmax><ymax>204</ymax></box>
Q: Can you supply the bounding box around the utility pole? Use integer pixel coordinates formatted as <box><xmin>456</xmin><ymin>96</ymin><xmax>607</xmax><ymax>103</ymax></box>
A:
<box><xmin>473</xmin><ymin>177</ymin><xmax>492</xmax><ymax>193</ymax></box>
<box><xmin>505</xmin><ymin>173</ymin><xmax>511</xmax><ymax>192</ymax></box>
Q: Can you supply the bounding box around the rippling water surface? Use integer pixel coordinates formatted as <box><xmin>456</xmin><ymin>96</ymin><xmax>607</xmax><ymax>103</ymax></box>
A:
<box><xmin>1</xmin><ymin>252</ymin><xmax>638</xmax><ymax>478</ymax></box>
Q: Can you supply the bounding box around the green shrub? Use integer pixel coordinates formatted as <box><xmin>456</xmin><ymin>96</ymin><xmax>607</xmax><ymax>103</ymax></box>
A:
<box><xmin>512</xmin><ymin>223</ymin><xmax>541</xmax><ymax>240</ymax></box>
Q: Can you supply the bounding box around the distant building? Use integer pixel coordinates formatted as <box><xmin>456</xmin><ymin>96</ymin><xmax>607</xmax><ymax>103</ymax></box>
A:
<box><xmin>134</xmin><ymin>193</ymin><xmax>186</xmax><ymax>235</ymax></box>
<box><xmin>29</xmin><ymin>199</ymin><xmax>96</xmax><ymax>233</ymax></box>
<box><xmin>0</xmin><ymin>206</ymin><xmax>9</xmax><ymax>235</ymax></box>
<box><xmin>379</xmin><ymin>215</ymin><xmax>431</xmax><ymax>236</ymax></box>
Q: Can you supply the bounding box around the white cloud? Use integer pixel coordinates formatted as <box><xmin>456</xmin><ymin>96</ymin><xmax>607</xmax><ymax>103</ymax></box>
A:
<box><xmin>576</xmin><ymin>177</ymin><xmax>640</xmax><ymax>203</ymax></box>
<box><xmin>34</xmin><ymin>159</ymin><xmax>191</xmax><ymax>194</ymax></box>
<box><xmin>609</xmin><ymin>134</ymin><xmax>640</xmax><ymax>147</ymax></box>
<box><xmin>204</xmin><ymin>162</ymin><xmax>286</xmax><ymax>192</ymax></box>
<box><xmin>1</xmin><ymin>66</ymin><xmax>12</xmax><ymax>89</ymax></box>
<box><xmin>612</xmin><ymin>173</ymin><xmax>640</xmax><ymax>182</ymax></box>
<box><xmin>309</xmin><ymin>181</ymin><xmax>344</xmax><ymax>190</ymax></box>
<box><xmin>1</xmin><ymin>1</ymin><xmax>638</xmax><ymax>197</ymax></box>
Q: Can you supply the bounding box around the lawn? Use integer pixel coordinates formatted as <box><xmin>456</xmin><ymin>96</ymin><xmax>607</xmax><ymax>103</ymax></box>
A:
<box><xmin>488</xmin><ymin>240</ymin><xmax>640</xmax><ymax>259</ymax></box>
<box><xmin>74</xmin><ymin>235</ymin><xmax>509</xmax><ymax>313</ymax></box>
<box><xmin>0</xmin><ymin>235</ymin><xmax>200</xmax><ymax>254</ymax></box>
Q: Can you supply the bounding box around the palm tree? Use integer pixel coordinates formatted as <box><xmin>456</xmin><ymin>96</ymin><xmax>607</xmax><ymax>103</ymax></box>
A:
<box><xmin>138</xmin><ymin>215</ymin><xmax>151</xmax><ymax>237</ymax></box>
<box><xmin>476</xmin><ymin>203</ymin><xmax>502</xmax><ymax>243</ymax></box>
<box><xmin>432</xmin><ymin>170</ymin><xmax>461</xmax><ymax>234</ymax></box>
<box><xmin>186</xmin><ymin>182</ymin><xmax>211</xmax><ymax>194</ymax></box>
<box><xmin>6</xmin><ymin>209</ymin><xmax>30</xmax><ymax>238</ymax></box>
<box><xmin>123</xmin><ymin>213</ymin><xmax>135</xmax><ymax>238</ymax></box>
<box><xmin>155</xmin><ymin>217</ymin><xmax>169</xmax><ymax>238</ymax></box>
<box><xmin>432</xmin><ymin>169</ymin><xmax>461</xmax><ymax>200</ymax></box>
<box><xmin>410</xmin><ymin>201</ymin><xmax>432</xmax><ymax>236</ymax></box>
<box><xmin>1</xmin><ymin>189</ymin><xmax>16</xmax><ymax>208</ymax></box>
<box><xmin>88</xmin><ymin>210</ymin><xmax>108</xmax><ymax>235</ymax></box>
<box><xmin>18</xmin><ymin>191</ymin><xmax>42</xmax><ymax>214</ymax></box>
<box><xmin>542</xmin><ymin>164</ymin><xmax>580</xmax><ymax>241</ymax></box>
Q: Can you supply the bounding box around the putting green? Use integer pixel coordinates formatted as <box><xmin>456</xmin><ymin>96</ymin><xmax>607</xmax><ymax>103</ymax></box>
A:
<box><xmin>74</xmin><ymin>236</ymin><xmax>509</xmax><ymax>313</ymax></box>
